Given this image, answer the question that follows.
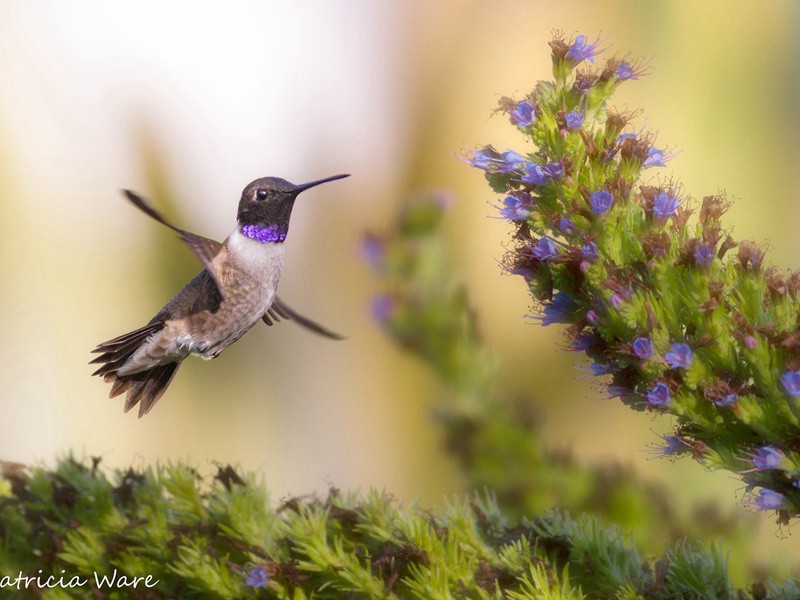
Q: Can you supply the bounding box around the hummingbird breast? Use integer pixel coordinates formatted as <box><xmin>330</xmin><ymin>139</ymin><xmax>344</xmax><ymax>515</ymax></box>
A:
<box><xmin>117</xmin><ymin>230</ymin><xmax>285</xmax><ymax>375</ymax></box>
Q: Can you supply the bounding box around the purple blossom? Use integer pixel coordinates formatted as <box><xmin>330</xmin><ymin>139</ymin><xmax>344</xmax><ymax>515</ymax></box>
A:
<box><xmin>659</xmin><ymin>435</ymin><xmax>686</xmax><ymax>456</ymax></box>
<box><xmin>714</xmin><ymin>393</ymin><xmax>739</xmax><ymax>407</ymax></box>
<box><xmin>609</xmin><ymin>293</ymin><xmax>624</xmax><ymax>309</ymax></box>
<box><xmin>617</xmin><ymin>132</ymin><xmax>637</xmax><ymax>143</ymax></box>
<box><xmin>498</xmin><ymin>196</ymin><xmax>531</xmax><ymax>221</ymax></box>
<box><xmin>543</xmin><ymin>162</ymin><xmax>564</xmax><ymax>179</ymax></box>
<box><xmin>521</xmin><ymin>162</ymin><xmax>549</xmax><ymax>185</ymax></box>
<box><xmin>531</xmin><ymin>237</ymin><xmax>559</xmax><ymax>261</ymax></box>
<box><xmin>539</xmin><ymin>292</ymin><xmax>575</xmax><ymax>326</ymax></box>
<box><xmin>632</xmin><ymin>337</ymin><xmax>653</xmax><ymax>359</ymax></box>
<box><xmin>581</xmin><ymin>242</ymin><xmax>599</xmax><ymax>261</ymax></box>
<box><xmin>753</xmin><ymin>446</ymin><xmax>784</xmax><ymax>471</ymax></box>
<box><xmin>646</xmin><ymin>382</ymin><xmax>671</xmax><ymax>406</ymax></box>
<box><xmin>470</xmin><ymin>150</ymin><xmax>493</xmax><ymax>169</ymax></box>
<box><xmin>616</xmin><ymin>61</ymin><xmax>637</xmax><ymax>81</ymax></box>
<box><xmin>571</xmin><ymin>333</ymin><xmax>595</xmax><ymax>352</ymax></box>
<box><xmin>781</xmin><ymin>371</ymin><xmax>800</xmax><ymax>396</ymax></box>
<box><xmin>590</xmin><ymin>190</ymin><xmax>614</xmax><ymax>216</ymax></box>
<box><xmin>566</xmin><ymin>34</ymin><xmax>604</xmax><ymax>64</ymax></box>
<box><xmin>512</xmin><ymin>267</ymin><xmax>534</xmax><ymax>281</ymax></box>
<box><xmin>510</xmin><ymin>100</ymin><xmax>536</xmax><ymax>127</ymax></box>
<box><xmin>745</xmin><ymin>336</ymin><xmax>757</xmax><ymax>349</ymax></box>
<box><xmin>565</xmin><ymin>111</ymin><xmax>585</xmax><ymax>130</ymax></box>
<box><xmin>245</xmin><ymin>565</ymin><xmax>269</xmax><ymax>588</ymax></box>
<box><xmin>653</xmin><ymin>192</ymin><xmax>680</xmax><ymax>220</ymax></box>
<box><xmin>644</xmin><ymin>147</ymin><xmax>668</xmax><ymax>168</ymax></box>
<box><xmin>694</xmin><ymin>243</ymin><xmax>714</xmax><ymax>268</ymax></box>
<box><xmin>360</xmin><ymin>234</ymin><xmax>385</xmax><ymax>268</ymax></box>
<box><xmin>558</xmin><ymin>218</ymin><xmax>576</xmax><ymax>234</ymax></box>
<box><xmin>586</xmin><ymin>309</ymin><xmax>599</xmax><ymax>325</ymax></box>
<box><xmin>589</xmin><ymin>362</ymin><xmax>613</xmax><ymax>376</ymax></box>
<box><xmin>665</xmin><ymin>343</ymin><xmax>693</xmax><ymax>369</ymax></box>
<box><xmin>754</xmin><ymin>489</ymin><xmax>785</xmax><ymax>511</ymax></box>
<box><xmin>371</xmin><ymin>294</ymin><xmax>395</xmax><ymax>324</ymax></box>
<box><xmin>497</xmin><ymin>151</ymin><xmax>527</xmax><ymax>174</ymax></box>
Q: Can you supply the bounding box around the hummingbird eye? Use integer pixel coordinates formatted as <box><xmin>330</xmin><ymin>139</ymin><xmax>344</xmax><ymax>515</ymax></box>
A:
<box><xmin>256</xmin><ymin>189</ymin><xmax>268</xmax><ymax>201</ymax></box>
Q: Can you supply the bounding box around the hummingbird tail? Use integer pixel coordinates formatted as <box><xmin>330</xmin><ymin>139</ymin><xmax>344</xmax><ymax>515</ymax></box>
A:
<box><xmin>91</xmin><ymin>321</ymin><xmax>180</xmax><ymax>417</ymax></box>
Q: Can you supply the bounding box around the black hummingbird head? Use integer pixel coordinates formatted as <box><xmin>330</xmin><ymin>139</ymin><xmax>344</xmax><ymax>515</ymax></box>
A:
<box><xmin>237</xmin><ymin>174</ymin><xmax>349</xmax><ymax>235</ymax></box>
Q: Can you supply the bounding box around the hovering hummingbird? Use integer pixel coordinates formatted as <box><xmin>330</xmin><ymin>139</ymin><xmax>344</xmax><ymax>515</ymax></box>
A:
<box><xmin>91</xmin><ymin>174</ymin><xmax>348</xmax><ymax>417</ymax></box>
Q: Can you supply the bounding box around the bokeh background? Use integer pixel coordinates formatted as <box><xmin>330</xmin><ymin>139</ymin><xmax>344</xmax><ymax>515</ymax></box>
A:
<box><xmin>1</xmin><ymin>0</ymin><xmax>799</xmax><ymax>580</ymax></box>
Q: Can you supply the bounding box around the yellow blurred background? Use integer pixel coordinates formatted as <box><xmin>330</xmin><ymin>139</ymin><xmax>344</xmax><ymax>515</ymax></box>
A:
<box><xmin>1</xmin><ymin>0</ymin><xmax>798</xmax><ymax>579</ymax></box>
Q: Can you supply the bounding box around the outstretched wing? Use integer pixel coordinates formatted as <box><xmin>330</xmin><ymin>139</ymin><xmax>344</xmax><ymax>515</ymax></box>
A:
<box><xmin>262</xmin><ymin>297</ymin><xmax>344</xmax><ymax>340</ymax></box>
<box><xmin>123</xmin><ymin>190</ymin><xmax>225</xmax><ymax>298</ymax></box>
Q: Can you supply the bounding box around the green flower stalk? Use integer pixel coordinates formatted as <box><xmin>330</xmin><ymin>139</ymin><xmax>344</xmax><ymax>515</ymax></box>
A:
<box><xmin>364</xmin><ymin>194</ymin><xmax>746</xmax><ymax>552</ymax></box>
<box><xmin>468</xmin><ymin>33</ymin><xmax>800</xmax><ymax>516</ymax></box>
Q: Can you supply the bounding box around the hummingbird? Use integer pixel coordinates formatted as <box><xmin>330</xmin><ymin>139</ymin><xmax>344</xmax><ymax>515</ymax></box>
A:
<box><xmin>91</xmin><ymin>174</ymin><xmax>348</xmax><ymax>417</ymax></box>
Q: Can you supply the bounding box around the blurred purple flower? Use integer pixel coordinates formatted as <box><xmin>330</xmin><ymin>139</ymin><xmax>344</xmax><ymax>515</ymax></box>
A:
<box><xmin>754</xmin><ymin>489</ymin><xmax>784</xmax><ymax>511</ymax></box>
<box><xmin>781</xmin><ymin>371</ymin><xmax>800</xmax><ymax>396</ymax></box>
<box><xmin>245</xmin><ymin>566</ymin><xmax>269</xmax><ymax>588</ymax></box>
<box><xmin>360</xmin><ymin>234</ymin><xmax>385</xmax><ymax>268</ymax></box>
<box><xmin>616</xmin><ymin>61</ymin><xmax>637</xmax><ymax>81</ymax></box>
<box><xmin>694</xmin><ymin>243</ymin><xmax>714</xmax><ymax>268</ymax></box>
<box><xmin>565</xmin><ymin>111</ymin><xmax>585</xmax><ymax>130</ymax></box>
<box><xmin>543</xmin><ymin>162</ymin><xmax>565</xmax><ymax>179</ymax></box>
<box><xmin>590</xmin><ymin>190</ymin><xmax>614</xmax><ymax>216</ymax></box>
<box><xmin>589</xmin><ymin>362</ymin><xmax>612</xmax><ymax>376</ymax></box>
<box><xmin>653</xmin><ymin>192</ymin><xmax>680</xmax><ymax>220</ymax></box>
<box><xmin>665</xmin><ymin>343</ymin><xmax>693</xmax><ymax>368</ymax></box>
<box><xmin>647</xmin><ymin>382</ymin><xmax>671</xmax><ymax>406</ymax></box>
<box><xmin>714</xmin><ymin>393</ymin><xmax>738</xmax><ymax>407</ymax></box>
<box><xmin>510</xmin><ymin>100</ymin><xmax>536</xmax><ymax>127</ymax></box>
<box><xmin>498</xmin><ymin>196</ymin><xmax>531</xmax><ymax>221</ymax></box>
<box><xmin>371</xmin><ymin>294</ymin><xmax>395</xmax><ymax>324</ymax></box>
<box><xmin>745</xmin><ymin>336</ymin><xmax>757</xmax><ymax>349</ymax></box>
<box><xmin>531</xmin><ymin>237</ymin><xmax>559</xmax><ymax>260</ymax></box>
<box><xmin>753</xmin><ymin>446</ymin><xmax>783</xmax><ymax>471</ymax></box>
<box><xmin>539</xmin><ymin>292</ymin><xmax>575</xmax><ymax>326</ymax></box>
<box><xmin>559</xmin><ymin>218</ymin><xmax>576</xmax><ymax>234</ymax></box>
<box><xmin>632</xmin><ymin>337</ymin><xmax>653</xmax><ymax>359</ymax></box>
<box><xmin>581</xmin><ymin>242</ymin><xmax>599</xmax><ymax>261</ymax></box>
<box><xmin>644</xmin><ymin>147</ymin><xmax>669</xmax><ymax>168</ymax></box>
<box><xmin>470</xmin><ymin>150</ymin><xmax>493</xmax><ymax>169</ymax></box>
<box><xmin>586</xmin><ymin>309</ymin><xmax>599</xmax><ymax>325</ymax></box>
<box><xmin>566</xmin><ymin>34</ymin><xmax>605</xmax><ymax>64</ymax></box>
<box><xmin>521</xmin><ymin>162</ymin><xmax>549</xmax><ymax>185</ymax></box>
<box><xmin>498</xmin><ymin>150</ymin><xmax>527</xmax><ymax>174</ymax></box>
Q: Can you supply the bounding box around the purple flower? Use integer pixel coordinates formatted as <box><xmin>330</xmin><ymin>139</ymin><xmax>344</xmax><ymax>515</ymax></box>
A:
<box><xmin>665</xmin><ymin>343</ymin><xmax>693</xmax><ymax>369</ymax></box>
<box><xmin>566</xmin><ymin>34</ymin><xmax>604</xmax><ymax>64</ymax></box>
<box><xmin>543</xmin><ymin>162</ymin><xmax>564</xmax><ymax>179</ymax></box>
<box><xmin>360</xmin><ymin>234</ymin><xmax>385</xmax><ymax>268</ymax></box>
<box><xmin>781</xmin><ymin>371</ymin><xmax>800</xmax><ymax>396</ymax></box>
<box><xmin>644</xmin><ymin>147</ymin><xmax>668</xmax><ymax>168</ymax></box>
<box><xmin>653</xmin><ymin>192</ymin><xmax>680</xmax><ymax>220</ymax></box>
<box><xmin>694</xmin><ymin>243</ymin><xmax>714</xmax><ymax>268</ymax></box>
<box><xmin>559</xmin><ymin>218</ymin><xmax>576</xmax><ymax>234</ymax></box>
<box><xmin>590</xmin><ymin>190</ymin><xmax>614</xmax><ymax>216</ymax></box>
<box><xmin>531</xmin><ymin>237</ymin><xmax>559</xmax><ymax>261</ymax></box>
<box><xmin>470</xmin><ymin>150</ymin><xmax>493</xmax><ymax>170</ymax></box>
<box><xmin>610</xmin><ymin>293</ymin><xmax>624</xmax><ymax>309</ymax></box>
<box><xmin>499</xmin><ymin>196</ymin><xmax>531</xmax><ymax>221</ymax></box>
<box><xmin>498</xmin><ymin>151</ymin><xmax>527</xmax><ymax>174</ymax></box>
<box><xmin>245</xmin><ymin>565</ymin><xmax>269</xmax><ymax>588</ymax></box>
<box><xmin>632</xmin><ymin>337</ymin><xmax>653</xmax><ymax>359</ymax></box>
<box><xmin>659</xmin><ymin>435</ymin><xmax>685</xmax><ymax>456</ymax></box>
<box><xmin>521</xmin><ymin>162</ymin><xmax>549</xmax><ymax>185</ymax></box>
<box><xmin>714</xmin><ymin>393</ymin><xmax>739</xmax><ymax>407</ymax></box>
<box><xmin>586</xmin><ymin>309</ymin><xmax>599</xmax><ymax>325</ymax></box>
<box><xmin>589</xmin><ymin>362</ymin><xmax>613</xmax><ymax>376</ymax></box>
<box><xmin>565</xmin><ymin>111</ymin><xmax>585</xmax><ymax>130</ymax></box>
<box><xmin>581</xmin><ymin>242</ymin><xmax>599</xmax><ymax>261</ymax></box>
<box><xmin>617</xmin><ymin>132</ymin><xmax>637</xmax><ymax>143</ymax></box>
<box><xmin>754</xmin><ymin>489</ymin><xmax>785</xmax><ymax>511</ymax></box>
<box><xmin>616</xmin><ymin>61</ymin><xmax>637</xmax><ymax>81</ymax></box>
<box><xmin>647</xmin><ymin>382</ymin><xmax>671</xmax><ymax>406</ymax></box>
<box><xmin>371</xmin><ymin>294</ymin><xmax>395</xmax><ymax>324</ymax></box>
<box><xmin>571</xmin><ymin>333</ymin><xmax>595</xmax><ymax>352</ymax></box>
<box><xmin>745</xmin><ymin>336</ymin><xmax>757</xmax><ymax>349</ymax></box>
<box><xmin>510</xmin><ymin>100</ymin><xmax>536</xmax><ymax>127</ymax></box>
<box><xmin>753</xmin><ymin>446</ymin><xmax>784</xmax><ymax>471</ymax></box>
<box><xmin>540</xmin><ymin>292</ymin><xmax>575</xmax><ymax>326</ymax></box>
<box><xmin>512</xmin><ymin>267</ymin><xmax>534</xmax><ymax>281</ymax></box>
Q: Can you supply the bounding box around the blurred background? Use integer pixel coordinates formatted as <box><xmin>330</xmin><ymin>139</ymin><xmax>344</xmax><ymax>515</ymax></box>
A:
<box><xmin>1</xmin><ymin>0</ymin><xmax>799</xmax><ymax>579</ymax></box>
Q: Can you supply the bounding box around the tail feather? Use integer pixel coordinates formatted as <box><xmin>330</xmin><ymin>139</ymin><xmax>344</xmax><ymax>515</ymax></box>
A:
<box><xmin>91</xmin><ymin>321</ymin><xmax>179</xmax><ymax>416</ymax></box>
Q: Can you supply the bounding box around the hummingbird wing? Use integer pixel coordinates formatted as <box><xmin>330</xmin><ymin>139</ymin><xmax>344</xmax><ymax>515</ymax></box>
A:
<box><xmin>123</xmin><ymin>190</ymin><xmax>226</xmax><ymax>299</ymax></box>
<box><xmin>262</xmin><ymin>297</ymin><xmax>344</xmax><ymax>340</ymax></box>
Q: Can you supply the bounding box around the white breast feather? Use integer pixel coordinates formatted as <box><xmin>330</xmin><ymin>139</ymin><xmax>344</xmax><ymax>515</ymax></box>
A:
<box><xmin>227</xmin><ymin>228</ymin><xmax>285</xmax><ymax>276</ymax></box>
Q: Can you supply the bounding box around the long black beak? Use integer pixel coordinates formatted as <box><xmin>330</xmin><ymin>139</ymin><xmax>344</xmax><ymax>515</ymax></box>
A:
<box><xmin>294</xmin><ymin>173</ymin><xmax>350</xmax><ymax>194</ymax></box>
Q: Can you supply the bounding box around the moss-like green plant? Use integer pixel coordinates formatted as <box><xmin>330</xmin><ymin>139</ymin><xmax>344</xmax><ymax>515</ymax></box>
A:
<box><xmin>467</xmin><ymin>32</ymin><xmax>800</xmax><ymax>517</ymax></box>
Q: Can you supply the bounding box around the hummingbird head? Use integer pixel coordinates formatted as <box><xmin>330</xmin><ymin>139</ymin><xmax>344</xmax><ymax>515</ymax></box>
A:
<box><xmin>236</xmin><ymin>174</ymin><xmax>349</xmax><ymax>242</ymax></box>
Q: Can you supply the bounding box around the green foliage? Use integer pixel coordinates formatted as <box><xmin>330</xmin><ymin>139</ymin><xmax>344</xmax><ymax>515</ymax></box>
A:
<box><xmin>0</xmin><ymin>458</ymin><xmax>788</xmax><ymax>598</ymax></box>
